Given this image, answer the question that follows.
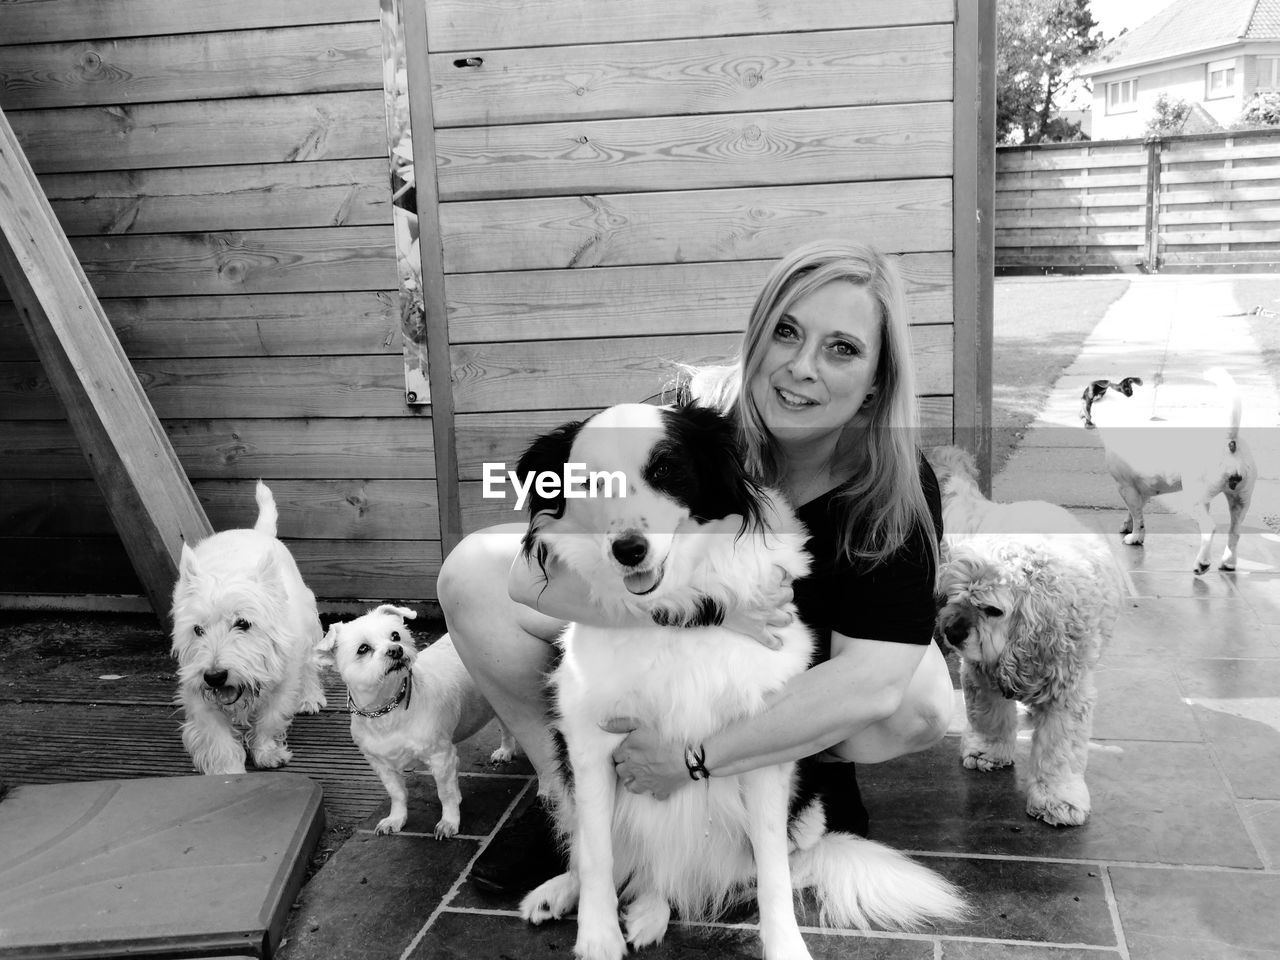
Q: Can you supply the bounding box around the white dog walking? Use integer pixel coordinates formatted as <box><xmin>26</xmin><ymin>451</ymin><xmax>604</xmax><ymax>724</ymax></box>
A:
<box><xmin>171</xmin><ymin>481</ymin><xmax>327</xmax><ymax>775</ymax></box>
<box><xmin>931</xmin><ymin>446</ymin><xmax>1124</xmax><ymax>827</ymax></box>
<box><xmin>319</xmin><ymin>604</ymin><xmax>518</xmax><ymax>838</ymax></box>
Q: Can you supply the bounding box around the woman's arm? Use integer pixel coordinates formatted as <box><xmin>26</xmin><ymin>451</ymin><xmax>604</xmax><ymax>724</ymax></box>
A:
<box><xmin>507</xmin><ymin>546</ymin><xmax>651</xmax><ymax>629</ymax></box>
<box><xmin>608</xmin><ymin>633</ymin><xmax>929</xmax><ymax>796</ymax></box>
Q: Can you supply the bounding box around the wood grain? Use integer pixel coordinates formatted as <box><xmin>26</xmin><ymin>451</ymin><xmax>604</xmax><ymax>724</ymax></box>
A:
<box><xmin>0</xmin><ymin>419</ymin><xmax>436</xmax><ymax>480</ymax></box>
<box><xmin>445</xmin><ymin>253</ymin><xmax>954</xmax><ymax>343</ymax></box>
<box><xmin>0</xmin><ymin>23</ymin><xmax>382</xmax><ymax>110</ymax></box>
<box><xmin>9</xmin><ymin>91</ymin><xmax>386</xmax><ymax>173</ymax></box>
<box><xmin>435</xmin><ymin>103</ymin><xmax>952</xmax><ymax>200</ymax></box>
<box><xmin>426</xmin><ymin>0</ymin><xmax>954</xmax><ymax>51</ymax></box>
<box><xmin>429</xmin><ymin>26</ymin><xmax>953</xmax><ymax>127</ymax></box>
<box><xmin>439</xmin><ymin>179</ymin><xmax>952</xmax><ymax>273</ymax></box>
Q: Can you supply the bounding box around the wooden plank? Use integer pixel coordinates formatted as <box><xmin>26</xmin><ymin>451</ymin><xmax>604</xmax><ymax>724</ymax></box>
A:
<box><xmin>429</xmin><ymin>26</ymin><xmax>953</xmax><ymax>127</ymax></box>
<box><xmin>995</xmin><ymin>172</ymin><xmax>1147</xmax><ymax>191</ymax></box>
<box><xmin>1157</xmin><ymin>185</ymin><xmax>1280</xmax><ymax>205</ymax></box>
<box><xmin>453</xmin><ymin>396</ymin><xmax>956</xmax><ymax>482</ymax></box>
<box><xmin>995</xmin><ymin>229</ymin><xmax>1145</xmax><ymax>246</ymax></box>
<box><xmin>1158</xmin><ymin>227</ymin><xmax>1280</xmax><ymax>244</ymax></box>
<box><xmin>0</xmin><ymin>0</ymin><xmax>377</xmax><ymax>46</ymax></box>
<box><xmin>2</xmin><ymin>355</ymin><xmax>410</xmax><ymax>420</ymax></box>
<box><xmin>0</xmin><ymin>104</ymin><xmax>210</xmax><ymax>619</ymax></box>
<box><xmin>450</xmin><ymin>326</ymin><xmax>953</xmax><ymax>413</ymax></box>
<box><xmin>3</xmin><ymin>479</ymin><xmax>440</xmax><ymax>540</ymax></box>
<box><xmin>1160</xmin><ymin>166</ymin><xmax>1280</xmax><ymax>185</ymax></box>
<box><xmin>1160</xmin><ymin>205</ymin><xmax>1280</xmax><ymax>225</ymax></box>
<box><xmin>9</xmin><ymin>91</ymin><xmax>386</xmax><ymax>173</ymax></box>
<box><xmin>439</xmin><ymin>179</ymin><xmax>953</xmax><ymax>273</ymax></box>
<box><xmin>1159</xmin><ymin>142</ymin><xmax>1280</xmax><ymax>164</ymax></box>
<box><xmin>0</xmin><ymin>292</ymin><xmax>401</xmax><ymax>362</ymax></box>
<box><xmin>1</xmin><ymin>419</ymin><xmax>435</xmax><ymax>480</ymax></box>
<box><xmin>995</xmin><ymin>210</ymin><xmax>1146</xmax><ymax>230</ymax></box>
<box><xmin>403</xmin><ymin>0</ymin><xmax>462</xmax><ymax>553</ymax></box>
<box><xmin>0</xmin><ymin>23</ymin><xmax>382</xmax><ymax>110</ymax></box>
<box><xmin>37</xmin><ymin>160</ymin><xmax>391</xmax><ymax>237</ymax></box>
<box><xmin>995</xmin><ymin>251</ymin><xmax>1144</xmax><ymax>267</ymax></box>
<box><xmin>995</xmin><ymin>192</ymin><xmax>1147</xmax><ymax>210</ymax></box>
<box><xmin>445</xmin><ymin>253</ymin><xmax>955</xmax><ymax>344</ymax></box>
<box><xmin>65</xmin><ymin>227</ymin><xmax>396</xmax><ymax>297</ymax></box>
<box><xmin>435</xmin><ymin>103</ymin><xmax>953</xmax><ymax>200</ymax></box>
<box><xmin>427</xmin><ymin>0</ymin><xmax>954</xmax><ymax>51</ymax></box>
<box><xmin>996</xmin><ymin>149</ymin><xmax>1147</xmax><ymax>173</ymax></box>
<box><xmin>0</xmin><ymin>538</ymin><xmax>442</xmax><ymax>601</ymax></box>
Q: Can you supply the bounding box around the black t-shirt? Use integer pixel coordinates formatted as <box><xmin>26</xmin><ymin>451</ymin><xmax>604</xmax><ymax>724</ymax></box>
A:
<box><xmin>791</xmin><ymin>455</ymin><xmax>943</xmax><ymax>665</ymax></box>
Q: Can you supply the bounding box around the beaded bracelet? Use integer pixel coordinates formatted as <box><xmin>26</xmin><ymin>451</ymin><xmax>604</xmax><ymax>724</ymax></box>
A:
<box><xmin>684</xmin><ymin>743</ymin><xmax>710</xmax><ymax>780</ymax></box>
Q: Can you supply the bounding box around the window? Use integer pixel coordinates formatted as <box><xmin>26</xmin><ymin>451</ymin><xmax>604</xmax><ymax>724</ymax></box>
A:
<box><xmin>1207</xmin><ymin>58</ymin><xmax>1236</xmax><ymax>98</ymax></box>
<box><xmin>1259</xmin><ymin>56</ymin><xmax>1280</xmax><ymax>91</ymax></box>
<box><xmin>1106</xmin><ymin>78</ymin><xmax>1138</xmax><ymax>113</ymax></box>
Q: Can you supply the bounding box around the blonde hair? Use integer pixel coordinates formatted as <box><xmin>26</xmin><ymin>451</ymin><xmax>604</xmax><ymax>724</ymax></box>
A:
<box><xmin>688</xmin><ymin>240</ymin><xmax>935</xmax><ymax>567</ymax></box>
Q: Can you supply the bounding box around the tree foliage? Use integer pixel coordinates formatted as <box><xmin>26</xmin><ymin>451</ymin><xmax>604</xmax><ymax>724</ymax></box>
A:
<box><xmin>997</xmin><ymin>0</ymin><xmax>1106</xmax><ymax>143</ymax></box>
<box><xmin>1235</xmin><ymin>90</ymin><xmax>1280</xmax><ymax>129</ymax></box>
<box><xmin>1145</xmin><ymin>93</ymin><xmax>1192</xmax><ymax>136</ymax></box>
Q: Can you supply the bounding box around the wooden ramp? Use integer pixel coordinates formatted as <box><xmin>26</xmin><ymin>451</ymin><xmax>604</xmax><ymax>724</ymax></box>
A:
<box><xmin>0</xmin><ymin>105</ymin><xmax>211</xmax><ymax>619</ymax></box>
<box><xmin>0</xmin><ymin>773</ymin><xmax>323</xmax><ymax>959</ymax></box>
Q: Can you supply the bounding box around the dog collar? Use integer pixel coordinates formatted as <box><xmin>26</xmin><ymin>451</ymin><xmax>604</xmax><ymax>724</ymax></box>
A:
<box><xmin>348</xmin><ymin>675</ymin><xmax>412</xmax><ymax>718</ymax></box>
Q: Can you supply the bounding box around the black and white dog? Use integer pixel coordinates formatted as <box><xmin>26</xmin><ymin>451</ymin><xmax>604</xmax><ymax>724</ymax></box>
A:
<box><xmin>514</xmin><ymin>402</ymin><xmax>965</xmax><ymax>960</ymax></box>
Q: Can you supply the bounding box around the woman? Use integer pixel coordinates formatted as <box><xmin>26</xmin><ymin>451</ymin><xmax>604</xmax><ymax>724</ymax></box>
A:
<box><xmin>437</xmin><ymin>240</ymin><xmax>953</xmax><ymax>892</ymax></box>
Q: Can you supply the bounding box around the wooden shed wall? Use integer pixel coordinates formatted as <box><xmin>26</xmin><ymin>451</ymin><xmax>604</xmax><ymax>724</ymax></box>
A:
<box><xmin>0</xmin><ymin>1</ymin><xmax>437</xmax><ymax>603</ymax></box>
<box><xmin>416</xmin><ymin>0</ymin><xmax>979</xmax><ymax>534</ymax></box>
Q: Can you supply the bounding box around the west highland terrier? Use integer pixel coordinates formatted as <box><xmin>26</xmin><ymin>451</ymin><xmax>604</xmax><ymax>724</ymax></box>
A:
<box><xmin>319</xmin><ymin>604</ymin><xmax>518</xmax><ymax>838</ymax></box>
<box><xmin>172</xmin><ymin>481</ymin><xmax>327</xmax><ymax>774</ymax></box>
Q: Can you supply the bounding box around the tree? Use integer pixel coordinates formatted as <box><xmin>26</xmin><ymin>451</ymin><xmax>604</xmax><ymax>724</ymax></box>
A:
<box><xmin>997</xmin><ymin>0</ymin><xmax>1106</xmax><ymax>143</ymax></box>
<box><xmin>1235</xmin><ymin>90</ymin><xmax>1280</xmax><ymax>130</ymax></box>
<box><xmin>1145</xmin><ymin>93</ymin><xmax>1192</xmax><ymax>136</ymax></box>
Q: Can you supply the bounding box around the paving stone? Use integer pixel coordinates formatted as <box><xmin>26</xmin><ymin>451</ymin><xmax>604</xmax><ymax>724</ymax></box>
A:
<box><xmin>1092</xmin><ymin>658</ymin><xmax>1202</xmax><ymax>741</ymax></box>
<box><xmin>1238</xmin><ymin>799</ymin><xmax>1280</xmax><ymax>869</ymax></box>
<box><xmin>278</xmin><ymin>832</ymin><xmax>476</xmax><ymax>960</ymax></box>
<box><xmin>355</xmin><ymin>771</ymin><xmax>525</xmax><ymax>837</ymax></box>
<box><xmin>940</xmin><ymin>941</ymin><xmax>1120</xmax><ymax>959</ymax></box>
<box><xmin>1110</xmin><ymin>866</ymin><xmax>1280</xmax><ymax>960</ymax></box>
<box><xmin>1126</xmin><ymin>570</ymin><xmax>1239</xmax><ymax>599</ymax></box>
<box><xmin>411</xmin><ymin>911</ymin><xmax>935</xmax><ymax>959</ymax></box>
<box><xmin>1176</xmin><ymin>658</ymin><xmax>1280</xmax><ymax>800</ymax></box>
<box><xmin>1108</xmin><ymin>597</ymin><xmax>1279</xmax><ymax>658</ymax></box>
<box><xmin>863</xmin><ymin>738</ymin><xmax>1260</xmax><ymax>868</ymax></box>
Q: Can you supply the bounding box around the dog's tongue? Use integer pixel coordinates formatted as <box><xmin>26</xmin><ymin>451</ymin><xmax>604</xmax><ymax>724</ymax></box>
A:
<box><xmin>623</xmin><ymin>568</ymin><xmax>661</xmax><ymax>595</ymax></box>
<box><xmin>214</xmin><ymin>686</ymin><xmax>242</xmax><ymax>706</ymax></box>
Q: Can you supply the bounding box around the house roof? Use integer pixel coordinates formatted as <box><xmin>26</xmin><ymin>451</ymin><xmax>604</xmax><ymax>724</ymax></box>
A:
<box><xmin>1083</xmin><ymin>0</ymin><xmax>1280</xmax><ymax>75</ymax></box>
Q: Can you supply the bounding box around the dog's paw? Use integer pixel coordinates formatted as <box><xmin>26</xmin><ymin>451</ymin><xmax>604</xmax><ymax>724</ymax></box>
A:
<box><xmin>761</xmin><ymin>931</ymin><xmax>815</xmax><ymax>960</ymax></box>
<box><xmin>297</xmin><ymin>696</ymin><xmax>326</xmax><ymax>714</ymax></box>
<box><xmin>574</xmin><ymin>922</ymin><xmax>628</xmax><ymax>960</ymax></box>
<box><xmin>1122</xmin><ymin>532</ymin><xmax>1145</xmax><ymax>546</ymax></box>
<box><xmin>623</xmin><ymin>891</ymin><xmax>671</xmax><ymax>949</ymax></box>
<box><xmin>962</xmin><ymin>743</ymin><xmax>1015</xmax><ymax>772</ymax></box>
<box><xmin>250</xmin><ymin>740</ymin><xmax>292</xmax><ymax>769</ymax></box>
<box><xmin>519</xmin><ymin>871</ymin><xmax>579</xmax><ymax>925</ymax></box>
<box><xmin>489</xmin><ymin>744</ymin><xmax>517</xmax><ymax>764</ymax></box>
<box><xmin>1194</xmin><ymin>561</ymin><xmax>1210</xmax><ymax>575</ymax></box>
<box><xmin>1027</xmin><ymin>778</ymin><xmax>1090</xmax><ymax>827</ymax></box>
<box><xmin>433</xmin><ymin>815</ymin><xmax>460</xmax><ymax>839</ymax></box>
<box><xmin>374</xmin><ymin>812</ymin><xmax>407</xmax><ymax>835</ymax></box>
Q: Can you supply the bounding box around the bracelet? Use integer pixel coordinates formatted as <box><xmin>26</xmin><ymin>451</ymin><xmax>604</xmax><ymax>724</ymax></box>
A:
<box><xmin>684</xmin><ymin>743</ymin><xmax>710</xmax><ymax>781</ymax></box>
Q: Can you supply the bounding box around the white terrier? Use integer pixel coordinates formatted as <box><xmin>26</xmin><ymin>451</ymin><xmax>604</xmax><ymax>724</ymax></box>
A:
<box><xmin>319</xmin><ymin>604</ymin><xmax>519</xmax><ymax>838</ymax></box>
<box><xmin>172</xmin><ymin>481</ymin><xmax>327</xmax><ymax>774</ymax></box>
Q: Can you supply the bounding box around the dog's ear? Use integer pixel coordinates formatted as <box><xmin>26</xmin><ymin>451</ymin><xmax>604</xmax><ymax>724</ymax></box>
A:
<box><xmin>178</xmin><ymin>542</ymin><xmax>200</xmax><ymax>582</ymax></box>
<box><xmin>666</xmin><ymin>402</ymin><xmax>764</xmax><ymax>532</ymax></box>
<box><xmin>1116</xmin><ymin>376</ymin><xmax>1143</xmax><ymax>395</ymax></box>
<box><xmin>373</xmin><ymin>603</ymin><xmax>416</xmax><ymax>621</ymax></box>
<box><xmin>515</xmin><ymin>419</ymin><xmax>585</xmax><ymax>521</ymax></box>
<box><xmin>316</xmin><ymin>622</ymin><xmax>341</xmax><ymax>665</ymax></box>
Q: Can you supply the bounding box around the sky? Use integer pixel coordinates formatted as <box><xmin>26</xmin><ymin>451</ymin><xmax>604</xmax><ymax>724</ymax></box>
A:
<box><xmin>1089</xmin><ymin>0</ymin><xmax>1180</xmax><ymax>41</ymax></box>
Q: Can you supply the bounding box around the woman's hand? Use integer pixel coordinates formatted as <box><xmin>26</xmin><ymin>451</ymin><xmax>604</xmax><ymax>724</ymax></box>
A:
<box><xmin>602</xmin><ymin>717</ymin><xmax>690</xmax><ymax>800</ymax></box>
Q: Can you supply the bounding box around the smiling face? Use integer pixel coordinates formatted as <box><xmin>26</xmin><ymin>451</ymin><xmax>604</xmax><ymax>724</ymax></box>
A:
<box><xmin>748</xmin><ymin>280</ymin><xmax>882</xmax><ymax>452</ymax></box>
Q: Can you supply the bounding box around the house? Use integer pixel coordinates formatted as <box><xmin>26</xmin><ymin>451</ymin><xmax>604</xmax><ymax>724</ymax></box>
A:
<box><xmin>1081</xmin><ymin>0</ymin><xmax>1280</xmax><ymax>139</ymax></box>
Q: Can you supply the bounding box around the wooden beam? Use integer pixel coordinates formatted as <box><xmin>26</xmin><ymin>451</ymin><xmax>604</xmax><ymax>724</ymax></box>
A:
<box><xmin>0</xmin><ymin>105</ymin><xmax>212</xmax><ymax>621</ymax></box>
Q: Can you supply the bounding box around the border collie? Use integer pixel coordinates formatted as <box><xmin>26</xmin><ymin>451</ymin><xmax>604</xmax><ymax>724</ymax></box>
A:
<box><xmin>514</xmin><ymin>402</ymin><xmax>966</xmax><ymax>960</ymax></box>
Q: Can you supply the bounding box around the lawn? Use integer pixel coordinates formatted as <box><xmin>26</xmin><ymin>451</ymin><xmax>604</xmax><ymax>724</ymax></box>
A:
<box><xmin>991</xmin><ymin>277</ymin><xmax>1131</xmax><ymax>474</ymax></box>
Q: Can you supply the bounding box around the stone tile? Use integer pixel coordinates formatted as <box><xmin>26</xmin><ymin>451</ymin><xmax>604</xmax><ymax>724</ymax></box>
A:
<box><xmin>1110</xmin><ymin>866</ymin><xmax>1280</xmax><ymax>960</ymax></box>
<box><xmin>355</xmin><ymin>771</ymin><xmax>525</xmax><ymax>837</ymax></box>
<box><xmin>1176</xmin><ymin>658</ymin><xmax>1280</xmax><ymax>800</ymax></box>
<box><xmin>1108</xmin><ymin>597</ymin><xmax>1278</xmax><ymax>659</ymax></box>
<box><xmin>1229</xmin><ymin>569</ymin><xmax>1280</xmax><ymax>625</ymax></box>
<box><xmin>1238</xmin><ymin>799</ymin><xmax>1280</xmax><ymax>869</ymax></box>
<box><xmin>456</xmin><ymin>719</ymin><xmax>536</xmax><ymax>775</ymax></box>
<box><xmin>412</xmin><ymin>911</ymin><xmax>934</xmax><ymax>959</ymax></box>
<box><xmin>278</xmin><ymin>832</ymin><xmax>476</xmax><ymax>960</ymax></box>
<box><xmin>1126</xmin><ymin>571</ymin><xmax>1239</xmax><ymax>599</ymax></box>
<box><xmin>1092</xmin><ymin>659</ymin><xmax>1201</xmax><ymax>742</ymax></box>
<box><xmin>941</xmin><ymin>942</ymin><xmax>1120</xmax><ymax>959</ymax></box>
<box><xmin>864</xmin><ymin>738</ymin><xmax>1260</xmax><ymax>868</ymax></box>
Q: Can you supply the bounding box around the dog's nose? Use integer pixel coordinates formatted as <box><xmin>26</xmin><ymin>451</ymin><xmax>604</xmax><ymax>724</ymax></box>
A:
<box><xmin>203</xmin><ymin>668</ymin><xmax>229</xmax><ymax>688</ymax></box>
<box><xmin>611</xmin><ymin>533</ymin><xmax>648</xmax><ymax>568</ymax></box>
<box><xmin>942</xmin><ymin>620</ymin><xmax>969</xmax><ymax>647</ymax></box>
<box><xmin>386</xmin><ymin>645</ymin><xmax>403</xmax><ymax>661</ymax></box>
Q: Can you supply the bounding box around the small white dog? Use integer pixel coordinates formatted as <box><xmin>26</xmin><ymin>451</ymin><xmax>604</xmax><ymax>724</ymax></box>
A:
<box><xmin>171</xmin><ymin>481</ymin><xmax>327</xmax><ymax>775</ymax></box>
<box><xmin>1080</xmin><ymin>366</ymin><xmax>1256</xmax><ymax>573</ymax></box>
<box><xmin>930</xmin><ymin>446</ymin><xmax>1124</xmax><ymax>827</ymax></box>
<box><xmin>319</xmin><ymin>604</ymin><xmax>518</xmax><ymax>838</ymax></box>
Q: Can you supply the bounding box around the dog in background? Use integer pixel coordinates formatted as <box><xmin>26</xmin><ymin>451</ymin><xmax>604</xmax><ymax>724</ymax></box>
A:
<box><xmin>319</xmin><ymin>604</ymin><xmax>518</xmax><ymax>838</ymax></box>
<box><xmin>1080</xmin><ymin>366</ymin><xmax>1255</xmax><ymax>572</ymax></box>
<box><xmin>931</xmin><ymin>446</ymin><xmax>1124</xmax><ymax>827</ymax></box>
<box><xmin>517</xmin><ymin>403</ymin><xmax>966</xmax><ymax>960</ymax></box>
<box><xmin>172</xmin><ymin>481</ymin><xmax>327</xmax><ymax>775</ymax></box>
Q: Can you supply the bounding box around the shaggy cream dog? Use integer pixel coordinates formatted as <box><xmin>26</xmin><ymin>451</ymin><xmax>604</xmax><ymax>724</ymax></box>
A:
<box><xmin>930</xmin><ymin>446</ymin><xmax>1125</xmax><ymax>827</ymax></box>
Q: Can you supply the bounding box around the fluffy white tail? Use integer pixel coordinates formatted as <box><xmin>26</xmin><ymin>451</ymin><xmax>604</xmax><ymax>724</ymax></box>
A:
<box><xmin>253</xmin><ymin>480</ymin><xmax>278</xmax><ymax>537</ymax></box>
<box><xmin>1202</xmin><ymin>367</ymin><xmax>1243</xmax><ymax>439</ymax></box>
<box><xmin>789</xmin><ymin>833</ymin><xmax>968</xmax><ymax>931</ymax></box>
